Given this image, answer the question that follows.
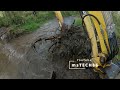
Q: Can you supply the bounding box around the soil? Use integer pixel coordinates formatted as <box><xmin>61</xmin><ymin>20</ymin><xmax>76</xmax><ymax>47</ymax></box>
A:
<box><xmin>0</xmin><ymin>17</ymin><xmax>100</xmax><ymax>79</ymax></box>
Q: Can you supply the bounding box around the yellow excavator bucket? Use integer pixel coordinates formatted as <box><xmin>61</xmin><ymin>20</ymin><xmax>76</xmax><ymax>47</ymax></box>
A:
<box><xmin>54</xmin><ymin>11</ymin><xmax>64</xmax><ymax>27</ymax></box>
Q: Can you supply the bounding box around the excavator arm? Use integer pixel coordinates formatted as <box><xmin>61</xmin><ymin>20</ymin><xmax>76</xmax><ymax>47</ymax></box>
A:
<box><xmin>54</xmin><ymin>11</ymin><xmax>64</xmax><ymax>28</ymax></box>
<box><xmin>54</xmin><ymin>11</ymin><xmax>120</xmax><ymax>79</ymax></box>
<box><xmin>80</xmin><ymin>11</ymin><xmax>120</xmax><ymax>78</ymax></box>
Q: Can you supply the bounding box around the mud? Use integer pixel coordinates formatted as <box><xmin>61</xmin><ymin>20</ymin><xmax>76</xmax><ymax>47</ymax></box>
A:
<box><xmin>48</xmin><ymin>25</ymin><xmax>99</xmax><ymax>79</ymax></box>
<box><xmin>0</xmin><ymin>17</ymin><xmax>99</xmax><ymax>79</ymax></box>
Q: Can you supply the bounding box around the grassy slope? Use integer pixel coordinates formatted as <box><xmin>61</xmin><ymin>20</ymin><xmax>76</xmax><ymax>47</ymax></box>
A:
<box><xmin>9</xmin><ymin>11</ymin><xmax>81</xmax><ymax>35</ymax></box>
<box><xmin>11</xmin><ymin>11</ymin><xmax>55</xmax><ymax>34</ymax></box>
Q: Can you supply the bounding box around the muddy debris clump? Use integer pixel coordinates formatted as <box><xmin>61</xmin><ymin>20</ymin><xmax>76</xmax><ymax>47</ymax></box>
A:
<box><xmin>47</xmin><ymin>25</ymin><xmax>100</xmax><ymax>79</ymax></box>
<box><xmin>48</xmin><ymin>25</ymin><xmax>92</xmax><ymax>59</ymax></box>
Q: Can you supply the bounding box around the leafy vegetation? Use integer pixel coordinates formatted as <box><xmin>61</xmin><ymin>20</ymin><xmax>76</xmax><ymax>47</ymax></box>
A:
<box><xmin>0</xmin><ymin>11</ymin><xmax>81</xmax><ymax>37</ymax></box>
<box><xmin>0</xmin><ymin>11</ymin><xmax>55</xmax><ymax>34</ymax></box>
<box><xmin>112</xmin><ymin>12</ymin><xmax>120</xmax><ymax>60</ymax></box>
<box><xmin>112</xmin><ymin>12</ymin><xmax>120</xmax><ymax>38</ymax></box>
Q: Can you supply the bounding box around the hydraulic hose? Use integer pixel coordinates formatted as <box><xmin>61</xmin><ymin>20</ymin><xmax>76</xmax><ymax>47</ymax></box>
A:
<box><xmin>79</xmin><ymin>11</ymin><xmax>119</xmax><ymax>61</ymax></box>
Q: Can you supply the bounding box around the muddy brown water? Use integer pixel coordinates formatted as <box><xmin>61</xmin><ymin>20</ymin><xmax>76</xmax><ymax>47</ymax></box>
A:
<box><xmin>0</xmin><ymin>17</ymin><xmax>99</xmax><ymax>79</ymax></box>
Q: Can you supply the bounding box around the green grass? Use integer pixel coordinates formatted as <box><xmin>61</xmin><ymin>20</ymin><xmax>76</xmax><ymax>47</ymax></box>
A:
<box><xmin>112</xmin><ymin>12</ymin><xmax>120</xmax><ymax>38</ymax></box>
<box><xmin>0</xmin><ymin>11</ymin><xmax>81</xmax><ymax>37</ymax></box>
<box><xmin>10</xmin><ymin>11</ymin><xmax>55</xmax><ymax>34</ymax></box>
<box><xmin>116</xmin><ymin>54</ymin><xmax>120</xmax><ymax>59</ymax></box>
<box><xmin>0</xmin><ymin>11</ymin><xmax>3</xmax><ymax>17</ymax></box>
<box><xmin>16</xmin><ymin>11</ymin><xmax>81</xmax><ymax>32</ymax></box>
<box><xmin>21</xmin><ymin>22</ymin><xmax>40</xmax><ymax>32</ymax></box>
<box><xmin>74</xmin><ymin>17</ymin><xmax>82</xmax><ymax>26</ymax></box>
<box><xmin>112</xmin><ymin>12</ymin><xmax>120</xmax><ymax>60</ymax></box>
<box><xmin>10</xmin><ymin>11</ymin><xmax>81</xmax><ymax>35</ymax></box>
<box><xmin>0</xmin><ymin>11</ymin><xmax>79</xmax><ymax>34</ymax></box>
<box><xmin>22</xmin><ymin>12</ymin><xmax>54</xmax><ymax>32</ymax></box>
